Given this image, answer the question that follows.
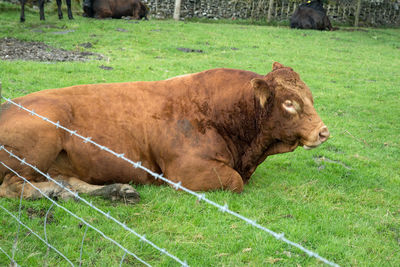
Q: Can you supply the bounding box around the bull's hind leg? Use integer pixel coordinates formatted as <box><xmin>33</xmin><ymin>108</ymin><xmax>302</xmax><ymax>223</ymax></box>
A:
<box><xmin>0</xmin><ymin>174</ymin><xmax>139</xmax><ymax>204</ymax></box>
<box><xmin>65</xmin><ymin>0</ymin><xmax>74</xmax><ymax>20</ymax></box>
<box><xmin>38</xmin><ymin>0</ymin><xmax>45</xmax><ymax>20</ymax></box>
<box><xmin>0</xmin><ymin>173</ymin><xmax>68</xmax><ymax>200</ymax></box>
<box><xmin>56</xmin><ymin>0</ymin><xmax>63</xmax><ymax>19</ymax></box>
<box><xmin>20</xmin><ymin>0</ymin><xmax>26</xmax><ymax>22</ymax></box>
<box><xmin>62</xmin><ymin>177</ymin><xmax>140</xmax><ymax>204</ymax></box>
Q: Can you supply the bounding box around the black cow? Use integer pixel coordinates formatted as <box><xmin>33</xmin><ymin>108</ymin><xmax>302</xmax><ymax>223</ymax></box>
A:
<box><xmin>290</xmin><ymin>0</ymin><xmax>333</xmax><ymax>31</ymax></box>
<box><xmin>83</xmin><ymin>0</ymin><xmax>148</xmax><ymax>20</ymax></box>
<box><xmin>20</xmin><ymin>0</ymin><xmax>73</xmax><ymax>22</ymax></box>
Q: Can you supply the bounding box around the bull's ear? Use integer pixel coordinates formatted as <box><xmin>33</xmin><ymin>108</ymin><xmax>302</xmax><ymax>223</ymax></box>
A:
<box><xmin>251</xmin><ymin>78</ymin><xmax>273</xmax><ymax>107</ymax></box>
<box><xmin>272</xmin><ymin>62</ymin><xmax>285</xmax><ymax>71</ymax></box>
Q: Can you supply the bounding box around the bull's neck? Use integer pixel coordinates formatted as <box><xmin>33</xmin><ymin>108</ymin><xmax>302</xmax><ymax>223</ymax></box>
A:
<box><xmin>213</xmin><ymin>94</ymin><xmax>274</xmax><ymax>179</ymax></box>
<box><xmin>237</xmin><ymin>96</ymin><xmax>276</xmax><ymax>181</ymax></box>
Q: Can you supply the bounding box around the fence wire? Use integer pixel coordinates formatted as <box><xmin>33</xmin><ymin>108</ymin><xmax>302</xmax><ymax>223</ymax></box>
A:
<box><xmin>0</xmin><ymin>161</ymin><xmax>152</xmax><ymax>267</ymax></box>
<box><xmin>0</xmin><ymin>203</ymin><xmax>75</xmax><ymax>266</ymax></box>
<box><xmin>0</xmin><ymin>145</ymin><xmax>187</xmax><ymax>266</ymax></box>
<box><xmin>0</xmin><ymin>96</ymin><xmax>339</xmax><ymax>267</ymax></box>
<box><xmin>0</xmin><ymin>246</ymin><xmax>19</xmax><ymax>267</ymax></box>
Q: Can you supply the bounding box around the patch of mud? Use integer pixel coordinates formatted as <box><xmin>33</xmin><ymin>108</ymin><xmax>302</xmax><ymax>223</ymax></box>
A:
<box><xmin>340</xmin><ymin>28</ymin><xmax>369</xmax><ymax>32</ymax></box>
<box><xmin>78</xmin><ymin>42</ymin><xmax>93</xmax><ymax>49</ymax></box>
<box><xmin>177</xmin><ymin>47</ymin><xmax>204</xmax><ymax>53</ymax></box>
<box><xmin>116</xmin><ymin>28</ymin><xmax>128</xmax><ymax>32</ymax></box>
<box><xmin>24</xmin><ymin>206</ymin><xmax>56</xmax><ymax>224</ymax></box>
<box><xmin>99</xmin><ymin>65</ymin><xmax>113</xmax><ymax>70</ymax></box>
<box><xmin>0</xmin><ymin>37</ymin><xmax>103</xmax><ymax>62</ymax></box>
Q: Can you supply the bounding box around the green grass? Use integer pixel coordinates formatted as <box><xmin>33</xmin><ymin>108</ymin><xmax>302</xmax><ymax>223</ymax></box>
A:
<box><xmin>0</xmin><ymin>2</ymin><xmax>400</xmax><ymax>266</ymax></box>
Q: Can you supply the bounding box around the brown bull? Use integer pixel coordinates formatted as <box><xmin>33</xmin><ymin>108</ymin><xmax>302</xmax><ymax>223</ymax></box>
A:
<box><xmin>0</xmin><ymin>62</ymin><xmax>329</xmax><ymax>202</ymax></box>
<box><xmin>83</xmin><ymin>0</ymin><xmax>148</xmax><ymax>20</ymax></box>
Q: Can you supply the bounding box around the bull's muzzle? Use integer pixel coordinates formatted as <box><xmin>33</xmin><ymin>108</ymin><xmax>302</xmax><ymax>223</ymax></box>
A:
<box><xmin>303</xmin><ymin>125</ymin><xmax>330</xmax><ymax>150</ymax></box>
<box><xmin>318</xmin><ymin>126</ymin><xmax>330</xmax><ymax>143</ymax></box>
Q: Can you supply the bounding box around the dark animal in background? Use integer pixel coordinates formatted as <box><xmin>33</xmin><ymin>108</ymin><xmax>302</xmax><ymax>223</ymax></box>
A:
<box><xmin>20</xmin><ymin>0</ymin><xmax>74</xmax><ymax>22</ymax></box>
<box><xmin>290</xmin><ymin>0</ymin><xmax>333</xmax><ymax>30</ymax></box>
<box><xmin>83</xmin><ymin>0</ymin><xmax>148</xmax><ymax>20</ymax></box>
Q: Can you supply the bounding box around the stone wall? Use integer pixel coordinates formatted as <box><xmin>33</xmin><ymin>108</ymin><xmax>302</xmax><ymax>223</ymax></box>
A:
<box><xmin>144</xmin><ymin>0</ymin><xmax>400</xmax><ymax>26</ymax></box>
<box><xmin>2</xmin><ymin>0</ymin><xmax>399</xmax><ymax>26</ymax></box>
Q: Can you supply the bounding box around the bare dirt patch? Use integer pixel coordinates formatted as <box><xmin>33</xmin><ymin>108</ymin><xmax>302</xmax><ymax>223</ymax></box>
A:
<box><xmin>0</xmin><ymin>37</ymin><xmax>103</xmax><ymax>62</ymax></box>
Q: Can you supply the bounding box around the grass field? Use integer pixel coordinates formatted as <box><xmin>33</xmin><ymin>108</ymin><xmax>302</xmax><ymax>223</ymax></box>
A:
<box><xmin>0</xmin><ymin>2</ymin><xmax>399</xmax><ymax>266</ymax></box>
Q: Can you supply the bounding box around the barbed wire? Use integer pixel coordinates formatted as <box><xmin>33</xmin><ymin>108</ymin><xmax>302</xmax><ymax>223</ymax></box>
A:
<box><xmin>0</xmin><ymin>161</ymin><xmax>151</xmax><ymax>267</ymax></box>
<box><xmin>0</xmin><ymin>203</ymin><xmax>75</xmax><ymax>266</ymax></box>
<box><xmin>0</xmin><ymin>246</ymin><xmax>19</xmax><ymax>267</ymax></box>
<box><xmin>1</xmin><ymin>96</ymin><xmax>339</xmax><ymax>267</ymax></box>
<box><xmin>0</xmin><ymin>145</ymin><xmax>187</xmax><ymax>267</ymax></box>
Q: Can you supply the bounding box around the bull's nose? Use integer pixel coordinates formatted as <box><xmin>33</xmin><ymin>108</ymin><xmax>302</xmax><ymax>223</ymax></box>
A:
<box><xmin>319</xmin><ymin>126</ymin><xmax>330</xmax><ymax>143</ymax></box>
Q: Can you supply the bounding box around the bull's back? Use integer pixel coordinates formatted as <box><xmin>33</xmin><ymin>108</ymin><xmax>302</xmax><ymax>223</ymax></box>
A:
<box><xmin>0</xmin><ymin>68</ymin><xmax>261</xmax><ymax>184</ymax></box>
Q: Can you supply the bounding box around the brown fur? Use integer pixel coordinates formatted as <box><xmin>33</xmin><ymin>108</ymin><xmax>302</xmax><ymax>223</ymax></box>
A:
<box><xmin>0</xmin><ymin>62</ymin><xmax>328</xmax><ymax>201</ymax></box>
<box><xmin>83</xmin><ymin>0</ymin><xmax>148</xmax><ymax>20</ymax></box>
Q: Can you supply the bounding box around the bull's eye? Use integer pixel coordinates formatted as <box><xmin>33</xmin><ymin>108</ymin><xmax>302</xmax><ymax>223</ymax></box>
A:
<box><xmin>284</xmin><ymin>100</ymin><xmax>293</xmax><ymax>107</ymax></box>
<box><xmin>282</xmin><ymin>100</ymin><xmax>297</xmax><ymax>115</ymax></box>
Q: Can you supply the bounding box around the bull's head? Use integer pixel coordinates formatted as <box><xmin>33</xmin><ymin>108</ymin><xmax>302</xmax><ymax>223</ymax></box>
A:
<box><xmin>252</xmin><ymin>62</ymin><xmax>329</xmax><ymax>154</ymax></box>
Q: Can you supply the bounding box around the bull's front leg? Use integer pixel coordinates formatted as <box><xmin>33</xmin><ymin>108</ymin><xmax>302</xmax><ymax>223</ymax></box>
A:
<box><xmin>38</xmin><ymin>0</ymin><xmax>45</xmax><ymax>20</ymax></box>
<box><xmin>164</xmin><ymin>158</ymin><xmax>244</xmax><ymax>193</ymax></box>
<box><xmin>20</xmin><ymin>0</ymin><xmax>26</xmax><ymax>22</ymax></box>
<box><xmin>56</xmin><ymin>0</ymin><xmax>63</xmax><ymax>19</ymax></box>
<box><xmin>66</xmin><ymin>0</ymin><xmax>74</xmax><ymax>19</ymax></box>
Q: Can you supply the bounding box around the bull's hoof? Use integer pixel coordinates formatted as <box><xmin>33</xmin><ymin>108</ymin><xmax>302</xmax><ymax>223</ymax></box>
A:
<box><xmin>91</xmin><ymin>184</ymin><xmax>140</xmax><ymax>204</ymax></box>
